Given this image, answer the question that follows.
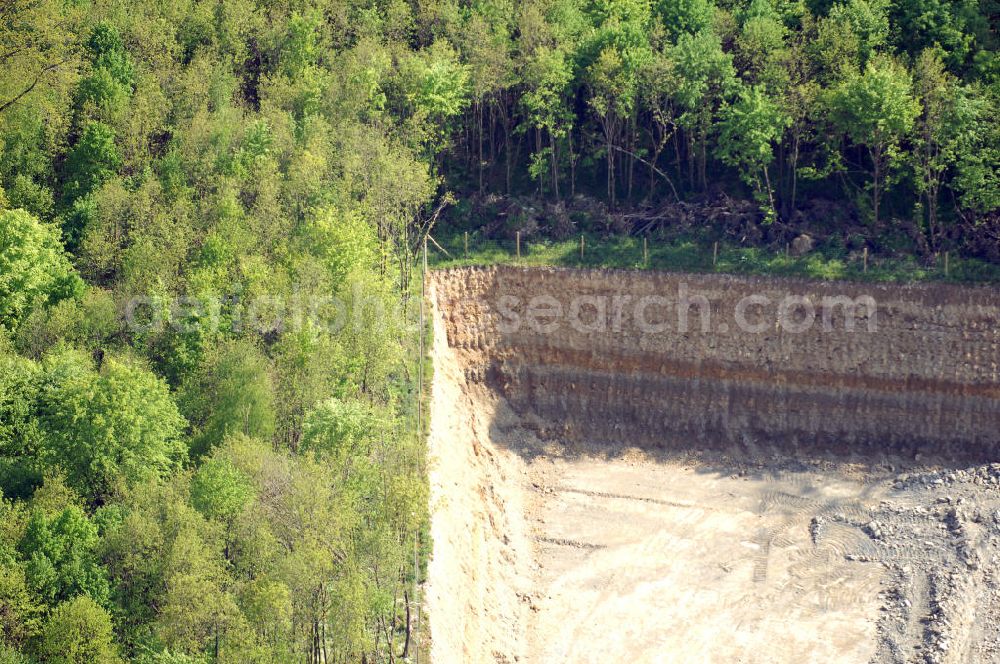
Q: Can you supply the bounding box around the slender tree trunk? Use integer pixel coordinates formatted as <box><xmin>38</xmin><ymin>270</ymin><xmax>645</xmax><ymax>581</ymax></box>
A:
<box><xmin>928</xmin><ymin>182</ymin><xmax>939</xmax><ymax>250</ymax></box>
<box><xmin>320</xmin><ymin>612</ymin><xmax>328</xmax><ymax>663</ymax></box>
<box><xmin>647</xmin><ymin>126</ymin><xmax>661</xmax><ymax>200</ymax></box>
<box><xmin>388</xmin><ymin>579</ymin><xmax>398</xmax><ymax>661</ymax></box>
<box><xmin>505</xmin><ymin>141</ymin><xmax>512</xmax><ymax>194</ymax></box>
<box><xmin>699</xmin><ymin>123</ymin><xmax>708</xmax><ymax>191</ymax></box>
<box><xmin>478</xmin><ymin>101</ymin><xmax>484</xmax><ymax>194</ymax></box>
<box><xmin>603</xmin><ymin>118</ymin><xmax>617</xmax><ymax>208</ymax></box>
<box><xmin>535</xmin><ymin>127</ymin><xmax>544</xmax><ymax>195</ymax></box>
<box><xmin>550</xmin><ymin>131</ymin><xmax>560</xmax><ymax>200</ymax></box>
<box><xmin>607</xmin><ymin>146</ymin><xmax>615</xmax><ymax>208</ymax></box>
<box><xmin>495</xmin><ymin>93</ymin><xmax>513</xmax><ymax>195</ymax></box>
<box><xmin>402</xmin><ymin>590</ymin><xmax>412</xmax><ymax>658</ymax></box>
<box><xmin>923</xmin><ymin>140</ymin><xmax>942</xmax><ymax>251</ymax></box>
<box><xmin>778</xmin><ymin>140</ymin><xmax>786</xmax><ymax>196</ymax></box>
<box><xmin>871</xmin><ymin>146</ymin><xmax>882</xmax><ymax>224</ymax></box>
<box><xmin>686</xmin><ymin>132</ymin><xmax>695</xmax><ymax>191</ymax></box>
<box><xmin>763</xmin><ymin>166</ymin><xmax>776</xmax><ymax>216</ymax></box>
<box><xmin>568</xmin><ymin>130</ymin><xmax>577</xmax><ymax>197</ymax></box>
<box><xmin>673</xmin><ymin>130</ymin><xmax>683</xmax><ymax>193</ymax></box>
<box><xmin>790</xmin><ymin>133</ymin><xmax>800</xmax><ymax>218</ymax></box>
<box><xmin>627</xmin><ymin>123</ymin><xmax>635</xmax><ymax>202</ymax></box>
<box><xmin>313</xmin><ymin>619</ymin><xmax>320</xmax><ymax>664</ymax></box>
<box><xmin>488</xmin><ymin>101</ymin><xmax>496</xmax><ymax>184</ymax></box>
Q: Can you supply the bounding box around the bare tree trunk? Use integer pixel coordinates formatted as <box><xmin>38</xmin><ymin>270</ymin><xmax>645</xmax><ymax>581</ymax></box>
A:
<box><xmin>928</xmin><ymin>182</ymin><xmax>940</xmax><ymax>250</ymax></box>
<box><xmin>494</xmin><ymin>93</ymin><xmax>513</xmax><ymax>195</ymax></box>
<box><xmin>478</xmin><ymin>102</ymin><xmax>484</xmax><ymax>194</ymax></box>
<box><xmin>603</xmin><ymin>116</ymin><xmax>619</xmax><ymax>209</ymax></box>
<box><xmin>569</xmin><ymin>130</ymin><xmax>577</xmax><ymax>197</ymax></box>
<box><xmin>763</xmin><ymin>166</ymin><xmax>776</xmax><ymax>217</ymax></box>
<box><xmin>535</xmin><ymin>127</ymin><xmax>544</xmax><ymax>195</ymax></box>
<box><xmin>649</xmin><ymin>131</ymin><xmax>658</xmax><ymax>199</ymax></box>
<box><xmin>321</xmin><ymin>614</ymin><xmax>328</xmax><ymax>663</ymax></box>
<box><xmin>550</xmin><ymin>131</ymin><xmax>560</xmax><ymax>200</ymax></box>
<box><xmin>488</xmin><ymin>101</ymin><xmax>496</xmax><ymax>182</ymax></box>
<box><xmin>699</xmin><ymin>125</ymin><xmax>708</xmax><ymax>191</ymax></box>
<box><xmin>686</xmin><ymin>132</ymin><xmax>695</xmax><ymax>191</ymax></box>
<box><xmin>627</xmin><ymin>123</ymin><xmax>635</xmax><ymax>202</ymax></box>
<box><xmin>402</xmin><ymin>590</ymin><xmax>412</xmax><ymax>658</ymax></box>
<box><xmin>674</xmin><ymin>129</ymin><xmax>683</xmax><ymax>191</ymax></box>
<box><xmin>871</xmin><ymin>146</ymin><xmax>882</xmax><ymax>224</ymax></box>
<box><xmin>790</xmin><ymin>133</ymin><xmax>800</xmax><ymax>218</ymax></box>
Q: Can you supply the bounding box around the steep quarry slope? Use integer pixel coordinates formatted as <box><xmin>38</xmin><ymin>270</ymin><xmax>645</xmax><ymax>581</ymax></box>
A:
<box><xmin>435</xmin><ymin>266</ymin><xmax>1000</xmax><ymax>457</ymax></box>
<box><xmin>425</xmin><ymin>266</ymin><xmax>1000</xmax><ymax>664</ymax></box>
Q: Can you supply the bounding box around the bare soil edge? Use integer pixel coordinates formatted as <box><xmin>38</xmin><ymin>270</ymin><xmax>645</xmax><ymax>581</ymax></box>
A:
<box><xmin>424</xmin><ymin>279</ymin><xmax>533</xmax><ymax>664</ymax></box>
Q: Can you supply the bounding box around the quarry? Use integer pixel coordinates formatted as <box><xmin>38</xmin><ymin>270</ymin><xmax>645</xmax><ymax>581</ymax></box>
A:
<box><xmin>424</xmin><ymin>266</ymin><xmax>1000</xmax><ymax>664</ymax></box>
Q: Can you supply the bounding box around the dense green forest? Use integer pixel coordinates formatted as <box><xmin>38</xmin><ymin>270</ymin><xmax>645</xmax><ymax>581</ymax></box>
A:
<box><xmin>2</xmin><ymin>1</ymin><xmax>435</xmax><ymax>662</ymax></box>
<box><xmin>0</xmin><ymin>0</ymin><xmax>998</xmax><ymax>662</ymax></box>
<box><xmin>431</xmin><ymin>0</ymin><xmax>1000</xmax><ymax>258</ymax></box>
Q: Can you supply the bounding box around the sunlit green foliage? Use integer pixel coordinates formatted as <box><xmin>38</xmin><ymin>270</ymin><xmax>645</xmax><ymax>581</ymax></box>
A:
<box><xmin>19</xmin><ymin>505</ymin><xmax>110</xmax><ymax>606</ymax></box>
<box><xmin>39</xmin><ymin>595</ymin><xmax>120</xmax><ymax>664</ymax></box>
<box><xmin>36</xmin><ymin>352</ymin><xmax>187</xmax><ymax>500</ymax></box>
<box><xmin>0</xmin><ymin>209</ymin><xmax>83</xmax><ymax>330</ymax></box>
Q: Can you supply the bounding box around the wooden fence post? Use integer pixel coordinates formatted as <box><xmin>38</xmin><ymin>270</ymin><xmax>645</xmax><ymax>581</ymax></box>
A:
<box><xmin>516</xmin><ymin>231</ymin><xmax>521</xmax><ymax>260</ymax></box>
<box><xmin>643</xmin><ymin>236</ymin><xmax>648</xmax><ymax>266</ymax></box>
<box><xmin>464</xmin><ymin>231</ymin><xmax>468</xmax><ymax>259</ymax></box>
<box><xmin>863</xmin><ymin>246</ymin><xmax>868</xmax><ymax>273</ymax></box>
<box><xmin>580</xmin><ymin>235</ymin><xmax>585</xmax><ymax>261</ymax></box>
<box><xmin>713</xmin><ymin>242</ymin><xmax>718</xmax><ymax>268</ymax></box>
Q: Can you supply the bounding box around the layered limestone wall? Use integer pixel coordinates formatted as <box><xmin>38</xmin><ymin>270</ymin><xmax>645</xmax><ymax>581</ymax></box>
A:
<box><xmin>431</xmin><ymin>266</ymin><xmax>1000</xmax><ymax>458</ymax></box>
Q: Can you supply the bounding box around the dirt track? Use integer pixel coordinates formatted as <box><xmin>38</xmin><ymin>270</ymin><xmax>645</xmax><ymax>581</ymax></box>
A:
<box><xmin>523</xmin><ymin>453</ymin><xmax>883</xmax><ymax>663</ymax></box>
<box><xmin>517</xmin><ymin>445</ymin><xmax>1000</xmax><ymax>664</ymax></box>
<box><xmin>424</xmin><ymin>267</ymin><xmax>1000</xmax><ymax>664</ymax></box>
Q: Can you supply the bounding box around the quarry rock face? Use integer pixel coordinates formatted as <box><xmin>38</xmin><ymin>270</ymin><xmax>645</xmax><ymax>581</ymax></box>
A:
<box><xmin>432</xmin><ymin>266</ymin><xmax>1000</xmax><ymax>459</ymax></box>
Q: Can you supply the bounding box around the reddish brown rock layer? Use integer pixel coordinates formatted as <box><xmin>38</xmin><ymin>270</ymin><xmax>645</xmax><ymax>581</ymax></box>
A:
<box><xmin>431</xmin><ymin>266</ymin><xmax>1000</xmax><ymax>458</ymax></box>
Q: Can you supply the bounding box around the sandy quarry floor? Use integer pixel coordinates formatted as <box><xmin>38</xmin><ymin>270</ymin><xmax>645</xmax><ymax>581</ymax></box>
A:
<box><xmin>523</xmin><ymin>454</ymin><xmax>883</xmax><ymax>663</ymax></box>
<box><xmin>495</xmin><ymin>437</ymin><xmax>1000</xmax><ymax>664</ymax></box>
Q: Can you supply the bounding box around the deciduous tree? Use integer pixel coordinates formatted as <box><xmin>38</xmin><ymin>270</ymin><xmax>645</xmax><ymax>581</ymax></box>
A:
<box><xmin>0</xmin><ymin>209</ymin><xmax>82</xmax><ymax>330</ymax></box>
<box><xmin>826</xmin><ymin>55</ymin><xmax>919</xmax><ymax>222</ymax></box>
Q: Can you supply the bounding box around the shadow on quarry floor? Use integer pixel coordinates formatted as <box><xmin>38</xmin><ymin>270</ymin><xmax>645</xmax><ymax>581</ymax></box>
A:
<box><xmin>486</xmin><ymin>391</ymin><xmax>985</xmax><ymax>473</ymax></box>
<box><xmin>478</xmin><ymin>399</ymin><xmax>1000</xmax><ymax>664</ymax></box>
